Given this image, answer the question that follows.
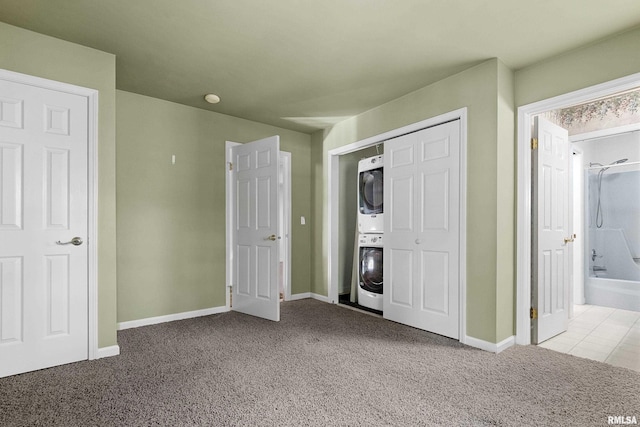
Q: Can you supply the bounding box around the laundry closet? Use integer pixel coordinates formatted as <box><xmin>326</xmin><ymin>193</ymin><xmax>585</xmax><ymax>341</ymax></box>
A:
<box><xmin>335</xmin><ymin>117</ymin><xmax>464</xmax><ymax>340</ymax></box>
<box><xmin>337</xmin><ymin>145</ymin><xmax>384</xmax><ymax>314</ymax></box>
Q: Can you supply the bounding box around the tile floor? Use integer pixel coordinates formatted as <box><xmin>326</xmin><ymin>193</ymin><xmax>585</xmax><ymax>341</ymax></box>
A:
<box><xmin>539</xmin><ymin>304</ymin><xmax>640</xmax><ymax>372</ymax></box>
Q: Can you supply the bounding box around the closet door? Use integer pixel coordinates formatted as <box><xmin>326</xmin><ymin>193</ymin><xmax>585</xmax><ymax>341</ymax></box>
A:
<box><xmin>384</xmin><ymin>120</ymin><xmax>460</xmax><ymax>339</ymax></box>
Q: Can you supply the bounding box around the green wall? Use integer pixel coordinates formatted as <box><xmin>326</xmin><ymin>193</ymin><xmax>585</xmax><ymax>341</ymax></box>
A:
<box><xmin>515</xmin><ymin>26</ymin><xmax>640</xmax><ymax>107</ymax></box>
<box><xmin>116</xmin><ymin>91</ymin><xmax>312</xmax><ymax>322</ymax></box>
<box><xmin>496</xmin><ymin>60</ymin><xmax>515</xmax><ymax>341</ymax></box>
<box><xmin>313</xmin><ymin>22</ymin><xmax>640</xmax><ymax>344</ymax></box>
<box><xmin>0</xmin><ymin>22</ymin><xmax>118</xmax><ymax>348</ymax></box>
<box><xmin>312</xmin><ymin>59</ymin><xmax>516</xmax><ymax>343</ymax></box>
<box><xmin>6</xmin><ymin>15</ymin><xmax>639</xmax><ymax>349</ymax></box>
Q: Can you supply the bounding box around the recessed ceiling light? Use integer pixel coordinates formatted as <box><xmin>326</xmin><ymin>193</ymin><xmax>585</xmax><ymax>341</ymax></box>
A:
<box><xmin>204</xmin><ymin>93</ymin><xmax>220</xmax><ymax>104</ymax></box>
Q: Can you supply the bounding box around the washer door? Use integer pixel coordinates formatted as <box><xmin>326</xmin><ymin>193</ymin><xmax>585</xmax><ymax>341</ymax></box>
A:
<box><xmin>359</xmin><ymin>246</ymin><xmax>383</xmax><ymax>294</ymax></box>
<box><xmin>359</xmin><ymin>168</ymin><xmax>383</xmax><ymax>215</ymax></box>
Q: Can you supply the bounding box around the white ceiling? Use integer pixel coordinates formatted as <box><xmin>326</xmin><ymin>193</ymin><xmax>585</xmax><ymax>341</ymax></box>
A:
<box><xmin>1</xmin><ymin>0</ymin><xmax>640</xmax><ymax>133</ymax></box>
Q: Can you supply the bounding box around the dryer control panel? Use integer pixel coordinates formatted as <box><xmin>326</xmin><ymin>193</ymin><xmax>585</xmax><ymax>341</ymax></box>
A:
<box><xmin>359</xmin><ymin>234</ymin><xmax>383</xmax><ymax>246</ymax></box>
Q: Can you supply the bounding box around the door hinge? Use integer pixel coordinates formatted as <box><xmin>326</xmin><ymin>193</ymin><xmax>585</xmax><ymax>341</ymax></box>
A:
<box><xmin>530</xmin><ymin>307</ymin><xmax>538</xmax><ymax>320</ymax></box>
<box><xmin>229</xmin><ymin>162</ymin><xmax>233</xmax><ymax>171</ymax></box>
<box><xmin>531</xmin><ymin>138</ymin><xmax>538</xmax><ymax>150</ymax></box>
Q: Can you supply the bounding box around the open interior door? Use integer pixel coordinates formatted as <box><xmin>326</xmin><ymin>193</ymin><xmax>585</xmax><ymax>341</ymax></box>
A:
<box><xmin>532</xmin><ymin>116</ymin><xmax>570</xmax><ymax>343</ymax></box>
<box><xmin>230</xmin><ymin>136</ymin><xmax>280</xmax><ymax>321</ymax></box>
<box><xmin>0</xmin><ymin>77</ymin><xmax>89</xmax><ymax>377</ymax></box>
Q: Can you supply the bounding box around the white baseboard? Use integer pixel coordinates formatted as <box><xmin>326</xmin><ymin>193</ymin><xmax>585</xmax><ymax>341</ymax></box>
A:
<box><xmin>288</xmin><ymin>292</ymin><xmax>330</xmax><ymax>303</ymax></box>
<box><xmin>94</xmin><ymin>345</ymin><xmax>120</xmax><ymax>359</ymax></box>
<box><xmin>311</xmin><ymin>293</ymin><xmax>330</xmax><ymax>303</ymax></box>
<box><xmin>289</xmin><ymin>292</ymin><xmax>311</xmax><ymax>301</ymax></box>
<box><xmin>464</xmin><ymin>335</ymin><xmax>515</xmax><ymax>354</ymax></box>
<box><xmin>117</xmin><ymin>306</ymin><xmax>228</xmax><ymax>330</ymax></box>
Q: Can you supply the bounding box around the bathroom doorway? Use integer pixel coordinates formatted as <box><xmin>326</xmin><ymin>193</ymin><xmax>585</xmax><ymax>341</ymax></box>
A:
<box><xmin>521</xmin><ymin>81</ymin><xmax>640</xmax><ymax>371</ymax></box>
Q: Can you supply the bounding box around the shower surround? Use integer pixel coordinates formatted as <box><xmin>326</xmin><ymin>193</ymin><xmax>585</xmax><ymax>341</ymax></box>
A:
<box><xmin>586</xmin><ymin>166</ymin><xmax>640</xmax><ymax>311</ymax></box>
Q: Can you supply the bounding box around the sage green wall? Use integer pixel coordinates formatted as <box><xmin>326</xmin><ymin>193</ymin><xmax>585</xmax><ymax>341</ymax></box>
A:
<box><xmin>310</xmin><ymin>131</ymin><xmax>324</xmax><ymax>298</ymax></box>
<box><xmin>311</xmin><ymin>59</ymin><xmax>516</xmax><ymax>343</ymax></box>
<box><xmin>496</xmin><ymin>60</ymin><xmax>515</xmax><ymax>341</ymax></box>
<box><xmin>0</xmin><ymin>22</ymin><xmax>118</xmax><ymax>348</ymax></box>
<box><xmin>116</xmin><ymin>91</ymin><xmax>311</xmax><ymax>322</ymax></box>
<box><xmin>515</xmin><ymin>26</ymin><xmax>640</xmax><ymax>107</ymax></box>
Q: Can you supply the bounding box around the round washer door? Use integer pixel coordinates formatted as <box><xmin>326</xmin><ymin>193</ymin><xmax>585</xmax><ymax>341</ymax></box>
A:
<box><xmin>359</xmin><ymin>168</ymin><xmax>383</xmax><ymax>215</ymax></box>
<box><xmin>359</xmin><ymin>246</ymin><xmax>383</xmax><ymax>294</ymax></box>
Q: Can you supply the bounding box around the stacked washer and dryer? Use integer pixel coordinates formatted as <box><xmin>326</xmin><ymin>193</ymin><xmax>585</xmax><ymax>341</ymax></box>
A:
<box><xmin>357</xmin><ymin>155</ymin><xmax>384</xmax><ymax>311</ymax></box>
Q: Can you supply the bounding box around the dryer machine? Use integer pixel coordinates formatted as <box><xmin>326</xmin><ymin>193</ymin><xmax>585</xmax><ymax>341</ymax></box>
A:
<box><xmin>358</xmin><ymin>155</ymin><xmax>383</xmax><ymax>233</ymax></box>
<box><xmin>358</xmin><ymin>233</ymin><xmax>383</xmax><ymax>312</ymax></box>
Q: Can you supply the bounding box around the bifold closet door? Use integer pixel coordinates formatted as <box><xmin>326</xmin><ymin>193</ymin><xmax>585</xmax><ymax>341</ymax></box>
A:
<box><xmin>383</xmin><ymin>120</ymin><xmax>460</xmax><ymax>339</ymax></box>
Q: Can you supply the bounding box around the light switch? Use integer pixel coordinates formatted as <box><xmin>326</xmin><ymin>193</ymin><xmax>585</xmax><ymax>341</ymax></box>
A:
<box><xmin>300</xmin><ymin>216</ymin><xmax>306</xmax><ymax>225</ymax></box>
<box><xmin>171</xmin><ymin>154</ymin><xmax>176</xmax><ymax>165</ymax></box>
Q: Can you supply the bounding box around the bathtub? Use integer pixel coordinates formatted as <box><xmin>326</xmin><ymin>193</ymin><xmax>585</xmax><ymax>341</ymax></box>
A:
<box><xmin>585</xmin><ymin>276</ymin><xmax>640</xmax><ymax>312</ymax></box>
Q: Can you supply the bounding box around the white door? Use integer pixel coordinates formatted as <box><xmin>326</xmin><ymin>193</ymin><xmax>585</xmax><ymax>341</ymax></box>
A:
<box><xmin>0</xmin><ymin>79</ymin><xmax>88</xmax><ymax>377</ymax></box>
<box><xmin>230</xmin><ymin>136</ymin><xmax>280</xmax><ymax>321</ymax></box>
<box><xmin>384</xmin><ymin>120</ymin><xmax>460</xmax><ymax>339</ymax></box>
<box><xmin>278</xmin><ymin>152</ymin><xmax>291</xmax><ymax>301</ymax></box>
<box><xmin>532</xmin><ymin>116</ymin><xmax>570</xmax><ymax>344</ymax></box>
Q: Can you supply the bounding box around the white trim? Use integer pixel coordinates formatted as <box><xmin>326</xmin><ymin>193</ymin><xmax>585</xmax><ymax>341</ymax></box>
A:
<box><xmin>280</xmin><ymin>151</ymin><xmax>292</xmax><ymax>301</ymax></box>
<box><xmin>465</xmin><ymin>335</ymin><xmax>515</xmax><ymax>354</ymax></box>
<box><xmin>328</xmin><ymin>151</ymin><xmax>340</xmax><ymax>305</ymax></box>
<box><xmin>225</xmin><ymin>141</ymin><xmax>240</xmax><ymax>310</ymax></box>
<box><xmin>117</xmin><ymin>306</ymin><xmax>228</xmax><ymax>330</ymax></box>
<box><xmin>327</xmin><ymin>108</ymin><xmax>468</xmax><ymax>342</ymax></box>
<box><xmin>87</xmin><ymin>90</ymin><xmax>99</xmax><ymax>360</ymax></box>
<box><xmin>95</xmin><ymin>345</ymin><xmax>120</xmax><ymax>359</ymax></box>
<box><xmin>516</xmin><ymin>71</ymin><xmax>640</xmax><ymax>346</ymax></box>
<box><xmin>311</xmin><ymin>293</ymin><xmax>330</xmax><ymax>303</ymax></box>
<box><xmin>290</xmin><ymin>292</ymin><xmax>311</xmax><ymax>301</ymax></box>
<box><xmin>458</xmin><ymin>109</ymin><xmax>468</xmax><ymax>344</ymax></box>
<box><xmin>0</xmin><ymin>69</ymin><xmax>100</xmax><ymax>361</ymax></box>
<box><xmin>288</xmin><ymin>292</ymin><xmax>328</xmax><ymax>302</ymax></box>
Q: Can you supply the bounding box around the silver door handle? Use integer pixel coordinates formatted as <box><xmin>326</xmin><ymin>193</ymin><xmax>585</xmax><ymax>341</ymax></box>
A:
<box><xmin>56</xmin><ymin>237</ymin><xmax>83</xmax><ymax>246</ymax></box>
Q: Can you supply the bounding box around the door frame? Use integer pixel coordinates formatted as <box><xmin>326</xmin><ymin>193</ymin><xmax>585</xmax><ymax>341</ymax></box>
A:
<box><xmin>279</xmin><ymin>151</ymin><xmax>292</xmax><ymax>301</ymax></box>
<box><xmin>225</xmin><ymin>141</ymin><xmax>292</xmax><ymax>308</ymax></box>
<box><xmin>327</xmin><ymin>107</ymin><xmax>468</xmax><ymax>343</ymax></box>
<box><xmin>0</xmin><ymin>69</ymin><xmax>99</xmax><ymax>359</ymax></box>
<box><xmin>516</xmin><ymin>71</ymin><xmax>640</xmax><ymax>345</ymax></box>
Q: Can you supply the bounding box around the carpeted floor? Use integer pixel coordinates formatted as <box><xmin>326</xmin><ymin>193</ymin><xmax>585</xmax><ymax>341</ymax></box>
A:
<box><xmin>1</xmin><ymin>299</ymin><xmax>638</xmax><ymax>426</ymax></box>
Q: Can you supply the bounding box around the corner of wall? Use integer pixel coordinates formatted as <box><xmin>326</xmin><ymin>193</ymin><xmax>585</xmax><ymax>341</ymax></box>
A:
<box><xmin>496</xmin><ymin>61</ymin><xmax>517</xmax><ymax>341</ymax></box>
<box><xmin>310</xmin><ymin>130</ymin><xmax>326</xmax><ymax>296</ymax></box>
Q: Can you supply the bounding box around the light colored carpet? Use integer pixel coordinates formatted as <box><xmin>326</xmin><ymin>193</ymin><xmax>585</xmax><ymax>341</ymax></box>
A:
<box><xmin>1</xmin><ymin>299</ymin><xmax>638</xmax><ymax>426</ymax></box>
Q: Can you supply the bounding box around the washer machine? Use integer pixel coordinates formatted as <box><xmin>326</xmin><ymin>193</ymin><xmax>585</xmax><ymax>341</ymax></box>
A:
<box><xmin>358</xmin><ymin>155</ymin><xmax>384</xmax><ymax>233</ymax></box>
<box><xmin>358</xmin><ymin>233</ymin><xmax>383</xmax><ymax>311</ymax></box>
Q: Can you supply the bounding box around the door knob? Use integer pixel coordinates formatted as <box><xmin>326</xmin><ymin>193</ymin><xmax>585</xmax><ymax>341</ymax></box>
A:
<box><xmin>563</xmin><ymin>235</ymin><xmax>575</xmax><ymax>244</ymax></box>
<box><xmin>56</xmin><ymin>237</ymin><xmax>83</xmax><ymax>246</ymax></box>
<box><xmin>265</xmin><ymin>234</ymin><xmax>277</xmax><ymax>241</ymax></box>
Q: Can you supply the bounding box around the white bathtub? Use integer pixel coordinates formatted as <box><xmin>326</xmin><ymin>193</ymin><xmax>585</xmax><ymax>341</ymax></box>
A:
<box><xmin>585</xmin><ymin>277</ymin><xmax>640</xmax><ymax>312</ymax></box>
